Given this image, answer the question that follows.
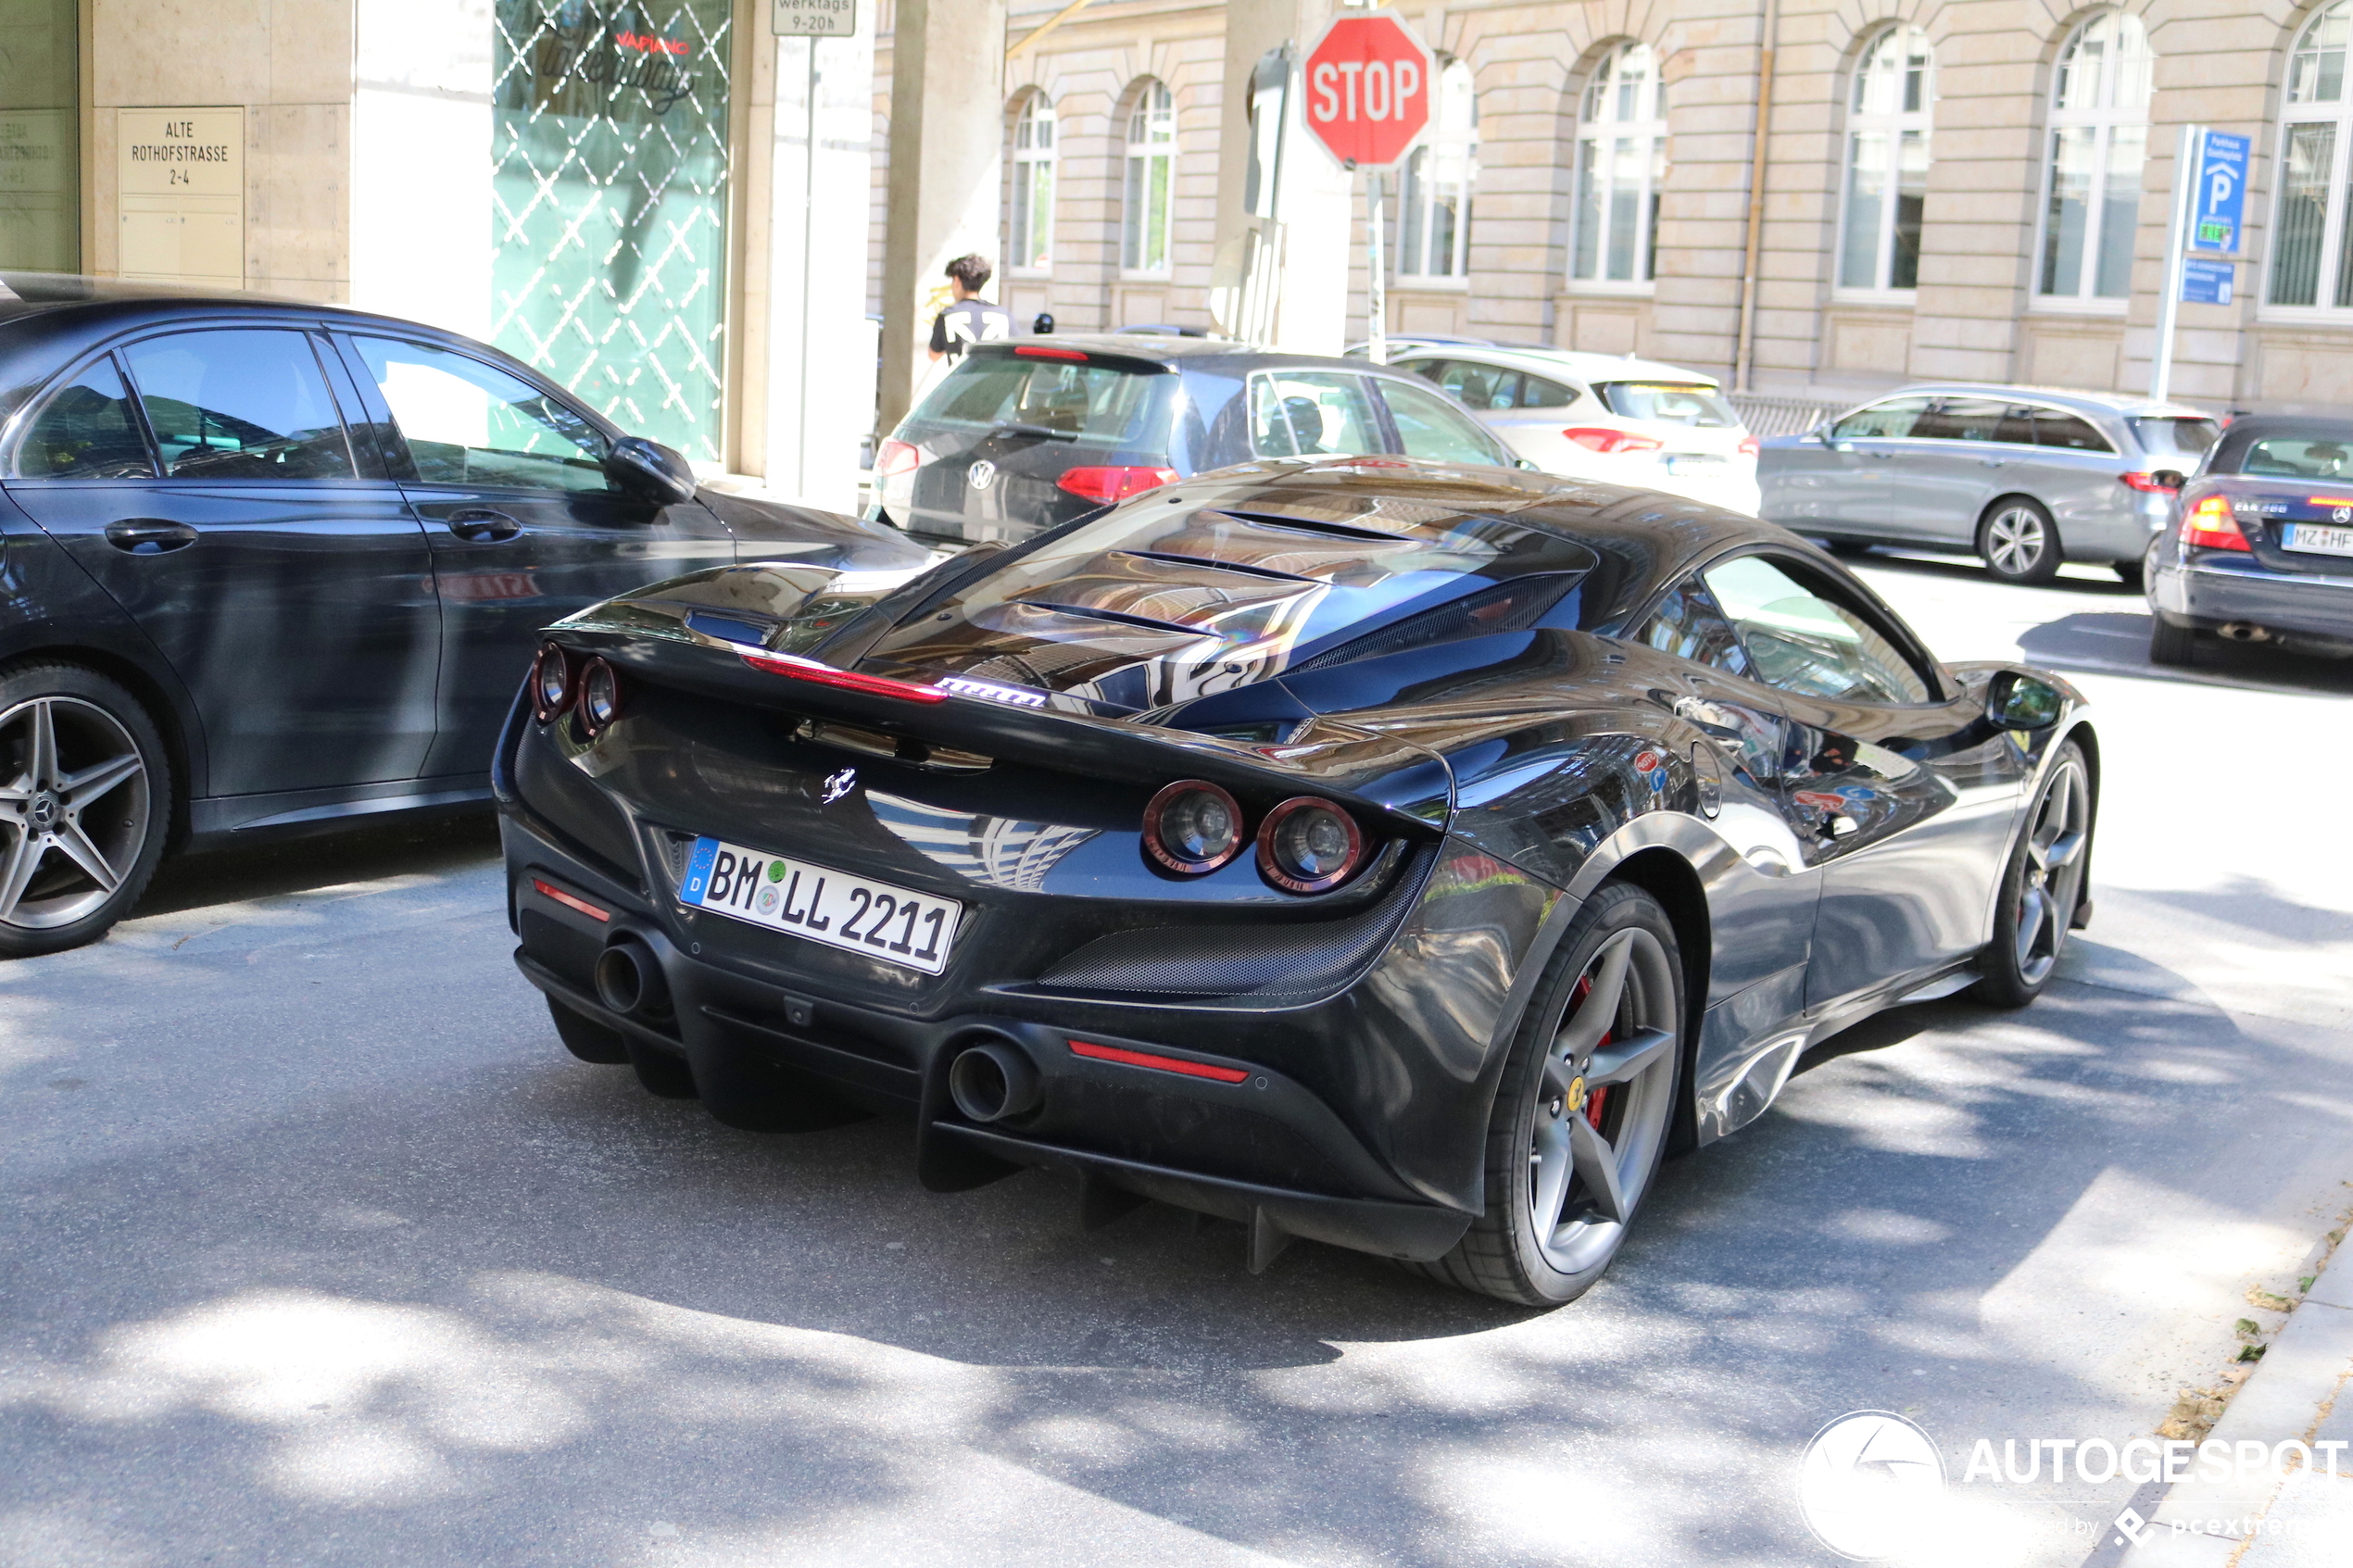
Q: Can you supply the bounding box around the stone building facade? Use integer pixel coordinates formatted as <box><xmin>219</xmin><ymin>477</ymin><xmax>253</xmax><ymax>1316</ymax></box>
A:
<box><xmin>878</xmin><ymin>0</ymin><xmax>2353</xmax><ymax>415</ymax></box>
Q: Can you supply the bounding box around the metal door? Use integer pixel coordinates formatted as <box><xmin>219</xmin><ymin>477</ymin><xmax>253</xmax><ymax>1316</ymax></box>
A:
<box><xmin>6</xmin><ymin>333</ymin><xmax>440</xmax><ymax>797</ymax></box>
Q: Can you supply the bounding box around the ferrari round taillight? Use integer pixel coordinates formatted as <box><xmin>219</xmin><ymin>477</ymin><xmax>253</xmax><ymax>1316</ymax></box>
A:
<box><xmin>1257</xmin><ymin>797</ymin><xmax>1365</xmax><ymax>894</ymax></box>
<box><xmin>531</xmin><ymin>644</ymin><xmax>573</xmax><ymax>724</ymax></box>
<box><xmin>1143</xmin><ymin>780</ymin><xmax>1244</xmax><ymax>874</ymax></box>
<box><xmin>578</xmin><ymin>657</ymin><xmax>622</xmax><ymax>735</ymax></box>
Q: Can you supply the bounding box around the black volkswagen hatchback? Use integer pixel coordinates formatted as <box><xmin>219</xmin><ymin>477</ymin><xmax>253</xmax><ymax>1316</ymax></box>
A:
<box><xmin>871</xmin><ymin>335</ymin><xmax>1524</xmax><ymax>544</ymax></box>
<box><xmin>0</xmin><ymin>275</ymin><xmax>928</xmax><ymax>956</ymax></box>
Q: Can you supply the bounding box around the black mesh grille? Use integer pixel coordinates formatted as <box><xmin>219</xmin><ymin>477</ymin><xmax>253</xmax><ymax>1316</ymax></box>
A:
<box><xmin>1036</xmin><ymin>846</ymin><xmax>1435</xmax><ymax>999</ymax></box>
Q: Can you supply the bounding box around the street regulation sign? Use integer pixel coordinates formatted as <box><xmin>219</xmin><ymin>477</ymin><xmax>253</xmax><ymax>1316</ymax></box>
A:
<box><xmin>1301</xmin><ymin>11</ymin><xmax>1435</xmax><ymax>169</ymax></box>
<box><xmin>2189</xmin><ymin>129</ymin><xmax>2250</xmax><ymax>252</ymax></box>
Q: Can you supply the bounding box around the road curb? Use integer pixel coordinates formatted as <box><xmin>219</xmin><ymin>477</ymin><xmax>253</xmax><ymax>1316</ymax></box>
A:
<box><xmin>2119</xmin><ymin>1231</ymin><xmax>2353</xmax><ymax>1563</ymax></box>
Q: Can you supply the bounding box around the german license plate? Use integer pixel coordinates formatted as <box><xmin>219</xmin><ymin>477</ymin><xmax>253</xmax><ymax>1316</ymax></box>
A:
<box><xmin>2284</xmin><ymin>522</ymin><xmax>2353</xmax><ymax>557</ymax></box>
<box><xmin>1664</xmin><ymin>454</ymin><xmax>1725</xmax><ymax>475</ymax></box>
<box><xmin>679</xmin><ymin>837</ymin><xmax>961</xmax><ymax>974</ymax></box>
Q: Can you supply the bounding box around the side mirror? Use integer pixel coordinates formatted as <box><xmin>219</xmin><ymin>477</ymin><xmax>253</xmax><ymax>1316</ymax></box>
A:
<box><xmin>1985</xmin><ymin>669</ymin><xmax>2063</xmax><ymax>732</ymax></box>
<box><xmin>1515</xmin><ymin>456</ymin><xmax>1541</xmax><ymax>471</ymax></box>
<box><xmin>2151</xmin><ymin>469</ymin><xmax>2185</xmax><ymax>492</ymax></box>
<box><xmin>605</xmin><ymin>436</ymin><xmax>698</xmax><ymax>507</ymax></box>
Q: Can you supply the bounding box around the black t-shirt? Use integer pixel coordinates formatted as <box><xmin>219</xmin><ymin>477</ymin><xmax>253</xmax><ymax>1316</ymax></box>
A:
<box><xmin>930</xmin><ymin>297</ymin><xmax>1013</xmax><ymax>357</ymax></box>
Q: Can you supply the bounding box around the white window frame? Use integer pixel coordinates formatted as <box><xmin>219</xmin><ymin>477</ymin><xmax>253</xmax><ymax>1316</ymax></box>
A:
<box><xmin>1568</xmin><ymin>41</ymin><xmax>1666</xmax><ymax>294</ymax></box>
<box><xmin>2032</xmin><ymin>11</ymin><xmax>2152</xmax><ymax>315</ymax></box>
<box><xmin>1835</xmin><ymin>25</ymin><xmax>1935</xmax><ymax>300</ymax></box>
<box><xmin>1396</xmin><ymin>59</ymin><xmax>1478</xmax><ymax>284</ymax></box>
<box><xmin>1009</xmin><ymin>94</ymin><xmax>1056</xmax><ymax>276</ymax></box>
<box><xmin>2265</xmin><ymin>0</ymin><xmax>2353</xmax><ymax>319</ymax></box>
<box><xmin>1122</xmin><ymin>80</ymin><xmax>1176</xmax><ymax>278</ymax></box>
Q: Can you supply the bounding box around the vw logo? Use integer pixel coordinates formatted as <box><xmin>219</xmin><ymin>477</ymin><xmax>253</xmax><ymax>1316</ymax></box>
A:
<box><xmin>967</xmin><ymin>459</ymin><xmax>997</xmax><ymax>491</ymax></box>
<box><xmin>821</xmin><ymin>768</ymin><xmax>857</xmax><ymax>805</ymax></box>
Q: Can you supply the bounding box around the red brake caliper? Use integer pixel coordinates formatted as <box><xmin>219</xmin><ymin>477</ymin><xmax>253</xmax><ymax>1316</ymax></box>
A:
<box><xmin>1569</xmin><ymin>976</ymin><xmax>1612</xmax><ymax>1131</ymax></box>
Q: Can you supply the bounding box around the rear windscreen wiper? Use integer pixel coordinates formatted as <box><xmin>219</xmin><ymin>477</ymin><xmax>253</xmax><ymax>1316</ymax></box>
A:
<box><xmin>992</xmin><ymin>422</ymin><xmax>1081</xmax><ymax>442</ymax></box>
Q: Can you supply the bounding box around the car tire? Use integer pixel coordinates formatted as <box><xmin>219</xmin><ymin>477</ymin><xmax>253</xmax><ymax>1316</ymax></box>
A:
<box><xmin>1417</xmin><ymin>882</ymin><xmax>1685</xmax><ymax>1307</ymax></box>
<box><xmin>548</xmin><ymin>997</ymin><xmax>633</xmax><ymax>1064</ymax></box>
<box><xmin>1969</xmin><ymin>740</ymin><xmax>2093</xmax><ymax>1009</ymax></box>
<box><xmin>1978</xmin><ymin>498</ymin><xmax>2064</xmax><ymax>585</ymax></box>
<box><xmin>2147</xmin><ymin>616</ymin><xmax>2198</xmax><ymax>667</ymax></box>
<box><xmin>0</xmin><ymin>662</ymin><xmax>173</xmax><ymax>960</ymax></box>
<box><xmin>1822</xmin><ymin>538</ymin><xmax>1873</xmax><ymax>558</ymax></box>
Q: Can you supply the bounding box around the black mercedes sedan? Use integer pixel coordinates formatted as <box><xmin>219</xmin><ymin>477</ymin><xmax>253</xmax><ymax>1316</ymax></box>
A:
<box><xmin>870</xmin><ymin>335</ymin><xmax>1526</xmax><ymax>545</ymax></box>
<box><xmin>0</xmin><ymin>274</ymin><xmax>930</xmax><ymax>957</ymax></box>
<box><xmin>2146</xmin><ymin>414</ymin><xmax>2353</xmax><ymax>665</ymax></box>
<box><xmin>498</xmin><ymin>456</ymin><xmax>2098</xmax><ymax>1306</ymax></box>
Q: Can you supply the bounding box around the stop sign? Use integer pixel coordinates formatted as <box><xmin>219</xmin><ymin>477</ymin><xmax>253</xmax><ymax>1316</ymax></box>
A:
<box><xmin>1302</xmin><ymin>12</ymin><xmax>1434</xmax><ymax>170</ymax></box>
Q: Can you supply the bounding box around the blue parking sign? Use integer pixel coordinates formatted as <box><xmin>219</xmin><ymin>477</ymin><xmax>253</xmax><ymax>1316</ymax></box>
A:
<box><xmin>2182</xmin><ymin>257</ymin><xmax>2234</xmax><ymax>305</ymax></box>
<box><xmin>2190</xmin><ymin>131</ymin><xmax>2250</xmax><ymax>253</ymax></box>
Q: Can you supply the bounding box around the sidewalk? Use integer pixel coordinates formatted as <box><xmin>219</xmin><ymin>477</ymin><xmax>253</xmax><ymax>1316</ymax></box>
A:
<box><xmin>2120</xmin><ymin>1231</ymin><xmax>2353</xmax><ymax>1566</ymax></box>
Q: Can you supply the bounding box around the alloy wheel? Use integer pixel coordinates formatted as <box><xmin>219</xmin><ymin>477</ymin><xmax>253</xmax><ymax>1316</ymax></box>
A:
<box><xmin>1983</xmin><ymin>506</ymin><xmax>2048</xmax><ymax>579</ymax></box>
<box><xmin>0</xmin><ymin>696</ymin><xmax>152</xmax><ymax>931</ymax></box>
<box><xmin>1527</xmin><ymin>926</ymin><xmax>1680</xmax><ymax>1275</ymax></box>
<box><xmin>2013</xmin><ymin>755</ymin><xmax>2090</xmax><ymax>985</ymax></box>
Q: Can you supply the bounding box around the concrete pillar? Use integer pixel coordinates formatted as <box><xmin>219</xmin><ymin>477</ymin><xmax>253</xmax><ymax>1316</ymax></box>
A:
<box><xmin>878</xmin><ymin>0</ymin><xmax>1006</xmax><ymax>435</ymax></box>
<box><xmin>1208</xmin><ymin>0</ymin><xmax>1352</xmax><ymax>354</ymax></box>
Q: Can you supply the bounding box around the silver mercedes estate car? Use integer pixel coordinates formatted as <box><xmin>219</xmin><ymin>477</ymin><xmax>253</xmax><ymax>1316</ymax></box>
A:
<box><xmin>1756</xmin><ymin>384</ymin><xmax>2221</xmax><ymax>584</ymax></box>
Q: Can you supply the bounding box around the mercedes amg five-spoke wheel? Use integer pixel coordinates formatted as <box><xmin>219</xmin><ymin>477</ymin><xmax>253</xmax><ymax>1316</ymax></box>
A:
<box><xmin>1425</xmin><ymin>882</ymin><xmax>1684</xmax><ymax>1306</ymax></box>
<box><xmin>0</xmin><ymin>664</ymin><xmax>171</xmax><ymax>959</ymax></box>
<box><xmin>1972</xmin><ymin>741</ymin><xmax>2093</xmax><ymax>1007</ymax></box>
<box><xmin>1978</xmin><ymin>499</ymin><xmax>2063</xmax><ymax>585</ymax></box>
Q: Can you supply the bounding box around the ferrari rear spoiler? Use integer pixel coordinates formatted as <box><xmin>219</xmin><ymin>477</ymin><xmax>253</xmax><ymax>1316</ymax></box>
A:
<box><xmin>544</xmin><ymin>612</ymin><xmax>1455</xmax><ymax>830</ymax></box>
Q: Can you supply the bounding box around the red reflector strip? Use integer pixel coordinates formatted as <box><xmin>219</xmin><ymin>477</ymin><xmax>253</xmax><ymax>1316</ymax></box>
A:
<box><xmin>1068</xmin><ymin>1039</ymin><xmax>1251</xmax><ymax>1084</ymax></box>
<box><xmin>1013</xmin><ymin>345</ymin><xmax>1088</xmax><ymax>361</ymax></box>
<box><xmin>531</xmin><ymin>878</ymin><xmax>610</xmax><ymax>922</ymax></box>
<box><xmin>740</xmin><ymin>649</ymin><xmax>949</xmax><ymax>703</ymax></box>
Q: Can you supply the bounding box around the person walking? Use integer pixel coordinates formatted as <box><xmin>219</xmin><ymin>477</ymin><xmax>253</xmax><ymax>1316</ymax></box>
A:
<box><xmin>926</xmin><ymin>254</ymin><xmax>1013</xmax><ymax>362</ymax></box>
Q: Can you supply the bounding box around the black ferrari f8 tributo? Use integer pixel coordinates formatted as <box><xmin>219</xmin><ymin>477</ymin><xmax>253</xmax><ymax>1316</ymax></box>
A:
<box><xmin>497</xmin><ymin>458</ymin><xmax>2097</xmax><ymax>1305</ymax></box>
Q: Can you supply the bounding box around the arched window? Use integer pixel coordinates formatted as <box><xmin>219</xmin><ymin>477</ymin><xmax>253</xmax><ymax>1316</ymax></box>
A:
<box><xmin>2039</xmin><ymin>12</ymin><xmax>2153</xmax><ymax>302</ymax></box>
<box><xmin>1122</xmin><ymin>80</ymin><xmax>1176</xmax><ymax>274</ymax></box>
<box><xmin>2271</xmin><ymin>2</ymin><xmax>2353</xmax><ymax>307</ymax></box>
<box><xmin>1571</xmin><ymin>43</ymin><xmax>1666</xmax><ymax>284</ymax></box>
<box><xmin>1399</xmin><ymin>60</ymin><xmax>1478</xmax><ymax>278</ymax></box>
<box><xmin>1839</xmin><ymin>26</ymin><xmax>1933</xmax><ymax>292</ymax></box>
<box><xmin>1009</xmin><ymin>94</ymin><xmax>1056</xmax><ymax>273</ymax></box>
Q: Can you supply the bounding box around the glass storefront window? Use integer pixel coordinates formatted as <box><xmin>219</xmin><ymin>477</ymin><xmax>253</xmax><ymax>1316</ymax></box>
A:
<box><xmin>0</xmin><ymin>0</ymin><xmax>80</xmax><ymax>272</ymax></box>
<box><xmin>491</xmin><ymin>2</ymin><xmax>734</xmax><ymax>461</ymax></box>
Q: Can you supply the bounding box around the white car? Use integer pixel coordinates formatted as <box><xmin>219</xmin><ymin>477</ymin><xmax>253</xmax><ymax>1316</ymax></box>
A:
<box><xmin>1385</xmin><ymin>345</ymin><xmax>1762</xmax><ymax>514</ymax></box>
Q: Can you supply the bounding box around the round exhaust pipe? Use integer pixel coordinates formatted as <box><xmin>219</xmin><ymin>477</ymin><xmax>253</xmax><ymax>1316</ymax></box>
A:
<box><xmin>948</xmin><ymin>1040</ymin><xmax>1042</xmax><ymax>1123</ymax></box>
<box><xmin>594</xmin><ymin>937</ymin><xmax>670</xmax><ymax>1018</ymax></box>
<box><xmin>2219</xmin><ymin>621</ymin><xmax>2275</xmax><ymax>643</ymax></box>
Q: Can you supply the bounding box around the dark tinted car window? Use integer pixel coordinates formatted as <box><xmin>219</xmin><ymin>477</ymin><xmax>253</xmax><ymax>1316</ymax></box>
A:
<box><xmin>1378</xmin><ymin>380</ymin><xmax>1512</xmax><ymax>466</ymax></box>
<box><xmin>124</xmin><ymin>330</ymin><xmax>355</xmax><ymax>481</ymax></box>
<box><xmin>1416</xmin><ymin>358</ymin><xmax>1520</xmax><ymax>411</ymax></box>
<box><xmin>357</xmin><ymin>336</ymin><xmax>613</xmax><ymax>493</ymax></box>
<box><xmin>2032</xmin><ymin>410</ymin><xmax>2113</xmax><ymax>452</ymax></box>
<box><xmin>2240</xmin><ymin>437</ymin><xmax>2353</xmax><ymax>479</ymax></box>
<box><xmin>914</xmin><ymin>356</ymin><xmax>1169</xmax><ymax>445</ymax></box>
<box><xmin>2130</xmin><ymin>416</ymin><xmax>2220</xmax><ymax>460</ymax></box>
<box><xmin>1915</xmin><ymin>397</ymin><xmax>2027</xmax><ymax>443</ymax></box>
<box><xmin>1635</xmin><ymin>577</ymin><xmax>1751</xmax><ymax>676</ymax></box>
<box><xmin>1704</xmin><ymin>554</ymin><xmax>1932</xmax><ymax>705</ymax></box>
<box><xmin>18</xmin><ymin>357</ymin><xmax>155</xmax><ymax>480</ymax></box>
<box><xmin>1519</xmin><ymin>374</ymin><xmax>1579</xmax><ymax>408</ymax></box>
<box><xmin>1831</xmin><ymin>396</ymin><xmax>1931</xmax><ymax>440</ymax></box>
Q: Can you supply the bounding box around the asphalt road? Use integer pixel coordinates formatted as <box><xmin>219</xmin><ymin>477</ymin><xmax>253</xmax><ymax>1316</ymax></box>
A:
<box><xmin>3</xmin><ymin>554</ymin><xmax>2348</xmax><ymax>1568</ymax></box>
